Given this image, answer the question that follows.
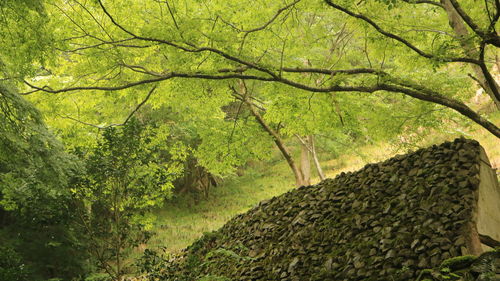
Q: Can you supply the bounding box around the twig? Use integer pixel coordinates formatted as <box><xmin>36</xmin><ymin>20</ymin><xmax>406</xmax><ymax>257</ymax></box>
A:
<box><xmin>57</xmin><ymin>85</ymin><xmax>157</xmax><ymax>129</ymax></box>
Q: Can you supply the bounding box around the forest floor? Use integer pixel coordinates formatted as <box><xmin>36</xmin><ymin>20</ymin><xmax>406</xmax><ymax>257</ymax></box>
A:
<box><xmin>146</xmin><ymin>111</ymin><xmax>500</xmax><ymax>254</ymax></box>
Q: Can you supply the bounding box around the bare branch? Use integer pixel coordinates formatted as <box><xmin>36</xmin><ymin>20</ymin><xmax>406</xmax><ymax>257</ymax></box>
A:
<box><xmin>467</xmin><ymin>73</ymin><xmax>487</xmax><ymax>90</ymax></box>
<box><xmin>97</xmin><ymin>0</ymin><xmax>137</xmax><ymax>38</ymax></box>
<box><xmin>72</xmin><ymin>0</ymin><xmax>114</xmax><ymax>40</ymax></box>
<box><xmin>120</xmin><ymin>63</ymin><xmax>164</xmax><ymax>77</ymax></box>
<box><xmin>403</xmin><ymin>28</ymin><xmax>457</xmax><ymax>38</ymax></box>
<box><xmin>164</xmin><ymin>0</ymin><xmax>180</xmax><ymax>31</ymax></box>
<box><xmin>495</xmin><ymin>0</ymin><xmax>500</xmax><ymax>25</ymax></box>
<box><xmin>59</xmin><ymin>38</ymin><xmax>151</xmax><ymax>53</ymax></box>
<box><xmin>477</xmin><ymin>42</ymin><xmax>500</xmax><ymax>103</ymax></box>
<box><xmin>58</xmin><ymin>114</ymin><xmax>104</xmax><ymax>129</ymax></box>
<box><xmin>295</xmin><ymin>134</ymin><xmax>314</xmax><ymax>154</ymax></box>
<box><xmin>227</xmin><ymin>98</ymin><xmax>245</xmax><ymax>153</ymax></box>
<box><xmin>218</xmin><ymin>0</ymin><xmax>301</xmax><ymax>34</ymax></box>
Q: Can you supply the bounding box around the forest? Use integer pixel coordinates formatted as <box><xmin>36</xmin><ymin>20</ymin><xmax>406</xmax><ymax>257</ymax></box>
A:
<box><xmin>0</xmin><ymin>0</ymin><xmax>499</xmax><ymax>280</ymax></box>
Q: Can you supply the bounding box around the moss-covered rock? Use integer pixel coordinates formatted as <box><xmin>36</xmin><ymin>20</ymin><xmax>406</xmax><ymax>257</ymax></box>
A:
<box><xmin>417</xmin><ymin>250</ymin><xmax>499</xmax><ymax>281</ymax></box>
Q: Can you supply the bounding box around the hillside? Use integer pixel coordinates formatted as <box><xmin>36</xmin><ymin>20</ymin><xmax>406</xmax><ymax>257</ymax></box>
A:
<box><xmin>140</xmin><ymin>138</ymin><xmax>499</xmax><ymax>280</ymax></box>
<box><xmin>148</xmin><ymin>113</ymin><xmax>500</xmax><ymax>255</ymax></box>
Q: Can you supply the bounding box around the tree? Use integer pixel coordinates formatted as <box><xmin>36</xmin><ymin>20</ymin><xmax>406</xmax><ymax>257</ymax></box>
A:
<box><xmin>0</xmin><ymin>0</ymin><xmax>56</xmax><ymax>79</ymax></box>
<box><xmin>441</xmin><ymin>0</ymin><xmax>500</xmax><ymax>109</ymax></box>
<box><xmin>73</xmin><ymin>118</ymin><xmax>187</xmax><ymax>280</ymax></box>
<box><xmin>0</xmin><ymin>246</ymin><xmax>31</xmax><ymax>281</ymax></box>
<box><xmin>10</xmin><ymin>0</ymin><xmax>493</xmax><ymax>187</ymax></box>
<box><xmin>229</xmin><ymin>75</ymin><xmax>445</xmax><ymax>186</ymax></box>
<box><xmin>230</xmin><ymin>80</ymin><xmax>335</xmax><ymax>186</ymax></box>
<box><xmin>0</xmin><ymin>83</ymin><xmax>87</xmax><ymax>279</ymax></box>
<box><xmin>0</xmin><ymin>1</ymin><xmax>93</xmax><ymax>278</ymax></box>
<box><xmin>18</xmin><ymin>0</ymin><xmax>499</xmax><ymax>139</ymax></box>
<box><xmin>324</xmin><ymin>0</ymin><xmax>500</xmax><ymax>109</ymax></box>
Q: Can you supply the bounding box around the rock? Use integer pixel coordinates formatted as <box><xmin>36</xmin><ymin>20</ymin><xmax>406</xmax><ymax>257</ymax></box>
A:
<box><xmin>288</xmin><ymin>257</ymin><xmax>299</xmax><ymax>272</ymax></box>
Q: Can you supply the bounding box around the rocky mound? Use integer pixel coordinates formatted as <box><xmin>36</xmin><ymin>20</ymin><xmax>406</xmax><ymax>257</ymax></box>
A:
<box><xmin>142</xmin><ymin>138</ymin><xmax>499</xmax><ymax>280</ymax></box>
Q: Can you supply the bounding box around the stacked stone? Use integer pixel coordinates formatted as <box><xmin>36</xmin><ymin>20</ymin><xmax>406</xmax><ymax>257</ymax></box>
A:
<box><xmin>161</xmin><ymin>138</ymin><xmax>485</xmax><ymax>281</ymax></box>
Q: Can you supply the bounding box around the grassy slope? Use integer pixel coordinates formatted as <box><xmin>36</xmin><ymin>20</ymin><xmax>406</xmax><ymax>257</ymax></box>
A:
<box><xmin>148</xmin><ymin>113</ymin><xmax>499</xmax><ymax>254</ymax></box>
<box><xmin>148</xmin><ymin>161</ymin><xmax>294</xmax><ymax>253</ymax></box>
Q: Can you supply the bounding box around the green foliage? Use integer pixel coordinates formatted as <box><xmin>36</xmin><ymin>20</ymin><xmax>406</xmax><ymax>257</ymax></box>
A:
<box><xmin>15</xmin><ymin>0</ymin><xmax>487</xmax><ymax>192</ymax></box>
<box><xmin>440</xmin><ymin>255</ymin><xmax>477</xmax><ymax>271</ymax></box>
<box><xmin>0</xmin><ymin>246</ymin><xmax>31</xmax><ymax>281</ymax></box>
<box><xmin>0</xmin><ymin>83</ymin><xmax>79</xmax><ymax>217</ymax></box>
<box><xmin>198</xmin><ymin>275</ymin><xmax>232</xmax><ymax>281</ymax></box>
<box><xmin>136</xmin><ymin>248</ymin><xmax>170</xmax><ymax>280</ymax></box>
<box><xmin>74</xmin><ymin>118</ymin><xmax>187</xmax><ymax>279</ymax></box>
<box><xmin>0</xmin><ymin>0</ymin><xmax>498</xmax><ymax>279</ymax></box>
<box><xmin>21</xmin><ymin>0</ymin><xmax>477</xmax><ymax>175</ymax></box>
<box><xmin>84</xmin><ymin>273</ymin><xmax>112</xmax><ymax>281</ymax></box>
<box><xmin>417</xmin><ymin>251</ymin><xmax>500</xmax><ymax>281</ymax></box>
<box><xmin>78</xmin><ymin>119</ymin><xmax>186</xmax><ymax>210</ymax></box>
<box><xmin>0</xmin><ymin>83</ymin><xmax>87</xmax><ymax>280</ymax></box>
<box><xmin>0</xmin><ymin>0</ymin><xmax>56</xmax><ymax>79</ymax></box>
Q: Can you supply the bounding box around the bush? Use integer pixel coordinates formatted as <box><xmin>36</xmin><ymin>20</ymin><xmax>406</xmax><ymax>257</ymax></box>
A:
<box><xmin>0</xmin><ymin>246</ymin><xmax>31</xmax><ymax>281</ymax></box>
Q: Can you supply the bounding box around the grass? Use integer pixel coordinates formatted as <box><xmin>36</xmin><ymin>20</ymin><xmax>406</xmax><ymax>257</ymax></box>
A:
<box><xmin>147</xmin><ymin>159</ymin><xmax>295</xmax><ymax>253</ymax></box>
<box><xmin>145</xmin><ymin>111</ymin><xmax>499</xmax><ymax>254</ymax></box>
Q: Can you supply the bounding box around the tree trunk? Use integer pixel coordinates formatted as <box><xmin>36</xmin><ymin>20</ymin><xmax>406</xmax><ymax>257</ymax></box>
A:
<box><xmin>441</xmin><ymin>0</ymin><xmax>500</xmax><ymax>110</ymax></box>
<box><xmin>496</xmin><ymin>54</ymin><xmax>500</xmax><ymax>74</ymax></box>
<box><xmin>308</xmin><ymin>135</ymin><xmax>326</xmax><ymax>181</ymax></box>
<box><xmin>235</xmin><ymin>81</ymin><xmax>307</xmax><ymax>187</ymax></box>
<box><xmin>296</xmin><ymin>135</ymin><xmax>326</xmax><ymax>182</ymax></box>
<box><xmin>246</xmin><ymin>102</ymin><xmax>307</xmax><ymax>187</ymax></box>
<box><xmin>299</xmin><ymin>138</ymin><xmax>311</xmax><ymax>185</ymax></box>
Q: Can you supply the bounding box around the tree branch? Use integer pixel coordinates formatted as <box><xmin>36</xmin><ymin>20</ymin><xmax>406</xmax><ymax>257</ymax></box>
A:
<box><xmin>477</xmin><ymin>42</ymin><xmax>500</xmax><ymax>103</ymax></box>
<box><xmin>281</xmin><ymin>67</ymin><xmax>382</xmax><ymax>75</ymax></box>
<box><xmin>323</xmin><ymin>0</ymin><xmax>481</xmax><ymax>64</ymax></box>
<box><xmin>59</xmin><ymin>38</ymin><xmax>152</xmax><ymax>53</ymax></box>
<box><xmin>58</xmin><ymin>114</ymin><xmax>104</xmax><ymax>129</ymax></box>
<box><xmin>57</xmin><ymin>85</ymin><xmax>157</xmax><ymax>129</ymax></box>
<box><xmin>120</xmin><ymin>63</ymin><xmax>164</xmax><ymax>77</ymax></box>
<box><xmin>401</xmin><ymin>0</ymin><xmax>443</xmax><ymax>7</ymax></box>
<box><xmin>479</xmin><ymin>233</ymin><xmax>500</xmax><ymax>248</ymax></box>
<box><xmin>122</xmin><ymin>85</ymin><xmax>157</xmax><ymax>125</ymax></box>
<box><xmin>447</xmin><ymin>0</ymin><xmax>482</xmax><ymax>34</ymax></box>
<box><xmin>22</xmin><ymin>73</ymin><xmax>274</xmax><ymax>94</ymax></box>
<box><xmin>448</xmin><ymin>0</ymin><xmax>500</xmax><ymax>47</ymax></box>
<box><xmin>217</xmin><ymin>0</ymin><xmax>300</xmax><ymax>53</ymax></box>
<box><xmin>241</xmin><ymin>0</ymin><xmax>301</xmax><ymax>34</ymax></box>
<box><xmin>378</xmin><ymin>82</ymin><xmax>500</xmax><ymax>138</ymax></box>
<box><xmin>24</xmin><ymin>66</ymin><xmax>500</xmax><ymax>138</ymax></box>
